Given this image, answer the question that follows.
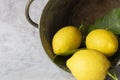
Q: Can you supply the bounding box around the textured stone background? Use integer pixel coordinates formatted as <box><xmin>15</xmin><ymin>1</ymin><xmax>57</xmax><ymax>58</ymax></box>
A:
<box><xmin>0</xmin><ymin>0</ymin><xmax>74</xmax><ymax>80</ymax></box>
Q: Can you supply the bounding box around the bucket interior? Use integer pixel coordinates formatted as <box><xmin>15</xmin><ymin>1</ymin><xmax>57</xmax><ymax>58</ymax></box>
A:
<box><xmin>40</xmin><ymin>0</ymin><xmax>120</xmax><ymax>74</ymax></box>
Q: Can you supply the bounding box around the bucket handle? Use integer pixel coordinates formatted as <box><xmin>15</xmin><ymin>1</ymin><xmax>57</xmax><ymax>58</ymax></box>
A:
<box><xmin>25</xmin><ymin>0</ymin><xmax>38</xmax><ymax>28</ymax></box>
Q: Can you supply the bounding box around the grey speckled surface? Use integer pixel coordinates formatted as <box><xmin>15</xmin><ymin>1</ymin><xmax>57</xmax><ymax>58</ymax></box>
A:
<box><xmin>0</xmin><ymin>0</ymin><xmax>74</xmax><ymax>80</ymax></box>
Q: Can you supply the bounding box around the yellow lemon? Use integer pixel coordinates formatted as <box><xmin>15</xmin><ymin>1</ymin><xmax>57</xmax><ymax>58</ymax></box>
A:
<box><xmin>86</xmin><ymin>29</ymin><xmax>118</xmax><ymax>57</ymax></box>
<box><xmin>52</xmin><ymin>26</ymin><xmax>82</xmax><ymax>55</ymax></box>
<box><xmin>66</xmin><ymin>49</ymin><xmax>111</xmax><ymax>80</ymax></box>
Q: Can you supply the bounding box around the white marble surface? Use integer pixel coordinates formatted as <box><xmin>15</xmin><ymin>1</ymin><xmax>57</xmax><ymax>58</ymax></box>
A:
<box><xmin>0</xmin><ymin>0</ymin><xmax>75</xmax><ymax>80</ymax></box>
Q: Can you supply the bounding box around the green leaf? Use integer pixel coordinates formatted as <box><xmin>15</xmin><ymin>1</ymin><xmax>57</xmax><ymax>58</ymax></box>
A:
<box><xmin>56</xmin><ymin>49</ymin><xmax>80</xmax><ymax>56</ymax></box>
<box><xmin>88</xmin><ymin>8</ymin><xmax>120</xmax><ymax>34</ymax></box>
<box><xmin>52</xmin><ymin>49</ymin><xmax>79</xmax><ymax>65</ymax></box>
<box><xmin>53</xmin><ymin>49</ymin><xmax>84</xmax><ymax>65</ymax></box>
<box><xmin>107</xmin><ymin>71</ymin><xmax>118</xmax><ymax>80</ymax></box>
<box><xmin>78</xmin><ymin>19</ymin><xmax>88</xmax><ymax>48</ymax></box>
